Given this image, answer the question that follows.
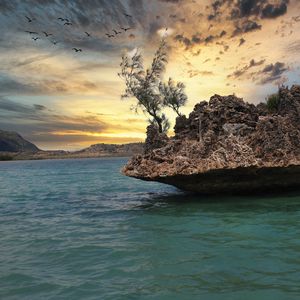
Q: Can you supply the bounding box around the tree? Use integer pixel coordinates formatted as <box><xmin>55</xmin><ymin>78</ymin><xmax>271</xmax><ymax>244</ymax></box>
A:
<box><xmin>159</xmin><ymin>78</ymin><xmax>187</xmax><ymax>116</ymax></box>
<box><xmin>119</xmin><ymin>39</ymin><xmax>187</xmax><ymax>133</ymax></box>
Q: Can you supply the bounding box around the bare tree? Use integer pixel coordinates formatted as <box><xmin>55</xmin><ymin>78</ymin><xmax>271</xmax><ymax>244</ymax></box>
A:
<box><xmin>119</xmin><ymin>39</ymin><xmax>188</xmax><ymax>133</ymax></box>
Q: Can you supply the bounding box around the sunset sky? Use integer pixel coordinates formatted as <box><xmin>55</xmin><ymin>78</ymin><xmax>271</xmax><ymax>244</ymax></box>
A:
<box><xmin>0</xmin><ymin>0</ymin><xmax>299</xmax><ymax>150</ymax></box>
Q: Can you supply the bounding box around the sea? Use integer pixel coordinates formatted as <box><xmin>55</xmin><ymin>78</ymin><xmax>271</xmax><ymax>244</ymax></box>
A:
<box><xmin>0</xmin><ymin>157</ymin><xmax>300</xmax><ymax>300</ymax></box>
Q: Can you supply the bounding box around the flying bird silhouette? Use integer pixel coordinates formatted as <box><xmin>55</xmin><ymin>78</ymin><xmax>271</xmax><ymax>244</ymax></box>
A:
<box><xmin>43</xmin><ymin>31</ymin><xmax>53</xmax><ymax>37</ymax></box>
<box><xmin>124</xmin><ymin>13</ymin><xmax>132</xmax><ymax>18</ymax></box>
<box><xmin>72</xmin><ymin>48</ymin><xmax>82</xmax><ymax>52</ymax></box>
<box><xmin>25</xmin><ymin>31</ymin><xmax>38</xmax><ymax>35</ymax></box>
<box><xmin>58</xmin><ymin>17</ymin><xmax>70</xmax><ymax>22</ymax></box>
<box><xmin>85</xmin><ymin>32</ymin><xmax>91</xmax><ymax>37</ymax></box>
<box><xmin>120</xmin><ymin>27</ymin><xmax>131</xmax><ymax>32</ymax></box>
<box><xmin>113</xmin><ymin>29</ymin><xmax>122</xmax><ymax>35</ymax></box>
<box><xmin>64</xmin><ymin>22</ymin><xmax>72</xmax><ymax>25</ymax></box>
<box><xmin>105</xmin><ymin>33</ymin><xmax>115</xmax><ymax>38</ymax></box>
<box><xmin>51</xmin><ymin>40</ymin><xmax>58</xmax><ymax>45</ymax></box>
<box><xmin>25</xmin><ymin>16</ymin><xmax>35</xmax><ymax>22</ymax></box>
<box><xmin>32</xmin><ymin>37</ymin><xmax>39</xmax><ymax>41</ymax></box>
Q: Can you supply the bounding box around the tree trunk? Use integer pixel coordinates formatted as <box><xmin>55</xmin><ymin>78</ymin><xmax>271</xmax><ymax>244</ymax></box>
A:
<box><xmin>153</xmin><ymin>116</ymin><xmax>163</xmax><ymax>133</ymax></box>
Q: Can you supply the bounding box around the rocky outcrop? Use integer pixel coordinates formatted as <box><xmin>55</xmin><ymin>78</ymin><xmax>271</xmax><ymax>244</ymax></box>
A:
<box><xmin>122</xmin><ymin>85</ymin><xmax>300</xmax><ymax>194</ymax></box>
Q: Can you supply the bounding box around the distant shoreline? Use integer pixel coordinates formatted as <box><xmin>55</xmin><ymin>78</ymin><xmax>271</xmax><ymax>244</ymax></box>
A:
<box><xmin>0</xmin><ymin>130</ymin><xmax>144</xmax><ymax>161</ymax></box>
<box><xmin>0</xmin><ymin>151</ymin><xmax>138</xmax><ymax>161</ymax></box>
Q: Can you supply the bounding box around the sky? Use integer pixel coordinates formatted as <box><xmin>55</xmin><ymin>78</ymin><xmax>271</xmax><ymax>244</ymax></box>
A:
<box><xmin>0</xmin><ymin>0</ymin><xmax>299</xmax><ymax>150</ymax></box>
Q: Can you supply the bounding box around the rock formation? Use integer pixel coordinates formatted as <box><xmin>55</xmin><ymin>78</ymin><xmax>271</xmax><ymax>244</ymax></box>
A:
<box><xmin>122</xmin><ymin>85</ymin><xmax>300</xmax><ymax>194</ymax></box>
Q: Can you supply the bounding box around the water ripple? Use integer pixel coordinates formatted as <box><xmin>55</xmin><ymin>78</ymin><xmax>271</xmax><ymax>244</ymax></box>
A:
<box><xmin>1</xmin><ymin>158</ymin><xmax>300</xmax><ymax>299</ymax></box>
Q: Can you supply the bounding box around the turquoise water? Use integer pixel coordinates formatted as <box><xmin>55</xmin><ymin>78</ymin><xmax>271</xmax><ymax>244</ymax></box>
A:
<box><xmin>1</xmin><ymin>158</ymin><xmax>300</xmax><ymax>300</ymax></box>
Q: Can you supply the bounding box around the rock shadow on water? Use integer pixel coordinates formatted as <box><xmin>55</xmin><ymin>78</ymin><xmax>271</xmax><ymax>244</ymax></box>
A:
<box><xmin>134</xmin><ymin>187</ymin><xmax>300</xmax><ymax>214</ymax></box>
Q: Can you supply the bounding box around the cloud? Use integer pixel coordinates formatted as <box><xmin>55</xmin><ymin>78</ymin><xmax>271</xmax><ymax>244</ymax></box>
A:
<box><xmin>285</xmin><ymin>40</ymin><xmax>300</xmax><ymax>53</ymax></box>
<box><xmin>0</xmin><ymin>97</ymin><xmax>108</xmax><ymax>139</ymax></box>
<box><xmin>187</xmin><ymin>70</ymin><xmax>214</xmax><ymax>78</ymax></box>
<box><xmin>33</xmin><ymin>104</ymin><xmax>47</xmax><ymax>111</ymax></box>
<box><xmin>232</xmin><ymin>20</ymin><xmax>262</xmax><ymax>36</ymax></box>
<box><xmin>228</xmin><ymin>58</ymin><xmax>265</xmax><ymax>79</ymax></box>
<box><xmin>174</xmin><ymin>33</ymin><xmax>218</xmax><ymax>49</ymax></box>
<box><xmin>228</xmin><ymin>59</ymin><xmax>288</xmax><ymax>85</ymax></box>
<box><xmin>261</xmin><ymin>2</ymin><xmax>288</xmax><ymax>19</ymax></box>
<box><xmin>259</xmin><ymin>62</ymin><xmax>288</xmax><ymax>84</ymax></box>
<box><xmin>0</xmin><ymin>0</ymin><xmax>14</xmax><ymax>13</ymax></box>
<box><xmin>230</xmin><ymin>0</ymin><xmax>289</xmax><ymax>19</ymax></box>
<box><xmin>0</xmin><ymin>97</ymin><xmax>35</xmax><ymax>114</ymax></box>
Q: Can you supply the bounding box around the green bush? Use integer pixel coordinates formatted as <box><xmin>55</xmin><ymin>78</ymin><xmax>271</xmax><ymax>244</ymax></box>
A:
<box><xmin>266</xmin><ymin>93</ymin><xmax>280</xmax><ymax>113</ymax></box>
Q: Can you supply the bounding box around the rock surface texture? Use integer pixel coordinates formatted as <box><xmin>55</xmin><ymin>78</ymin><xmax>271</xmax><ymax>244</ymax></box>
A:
<box><xmin>122</xmin><ymin>86</ymin><xmax>300</xmax><ymax>194</ymax></box>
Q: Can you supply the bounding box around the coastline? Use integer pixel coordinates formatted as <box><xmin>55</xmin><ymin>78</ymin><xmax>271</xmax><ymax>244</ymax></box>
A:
<box><xmin>0</xmin><ymin>151</ymin><xmax>135</xmax><ymax>161</ymax></box>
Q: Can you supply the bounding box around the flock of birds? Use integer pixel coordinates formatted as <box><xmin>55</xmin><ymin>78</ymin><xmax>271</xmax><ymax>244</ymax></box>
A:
<box><xmin>24</xmin><ymin>13</ymin><xmax>133</xmax><ymax>53</ymax></box>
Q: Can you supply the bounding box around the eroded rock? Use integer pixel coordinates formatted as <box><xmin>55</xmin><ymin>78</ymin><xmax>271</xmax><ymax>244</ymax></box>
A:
<box><xmin>123</xmin><ymin>85</ymin><xmax>300</xmax><ymax>194</ymax></box>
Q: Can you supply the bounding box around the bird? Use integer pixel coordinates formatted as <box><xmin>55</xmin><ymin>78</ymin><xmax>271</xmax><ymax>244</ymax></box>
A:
<box><xmin>25</xmin><ymin>30</ymin><xmax>38</xmax><ymax>35</ymax></box>
<box><xmin>64</xmin><ymin>22</ymin><xmax>72</xmax><ymax>25</ymax></box>
<box><xmin>120</xmin><ymin>27</ymin><xmax>131</xmax><ymax>32</ymax></box>
<box><xmin>25</xmin><ymin>16</ymin><xmax>35</xmax><ymax>22</ymax></box>
<box><xmin>51</xmin><ymin>40</ymin><xmax>58</xmax><ymax>45</ymax></box>
<box><xmin>43</xmin><ymin>31</ymin><xmax>53</xmax><ymax>37</ymax></box>
<box><xmin>72</xmin><ymin>48</ymin><xmax>82</xmax><ymax>52</ymax></box>
<box><xmin>105</xmin><ymin>33</ymin><xmax>115</xmax><ymax>38</ymax></box>
<box><xmin>58</xmin><ymin>17</ymin><xmax>70</xmax><ymax>22</ymax></box>
<box><xmin>85</xmin><ymin>31</ymin><xmax>91</xmax><ymax>37</ymax></box>
<box><xmin>32</xmin><ymin>37</ymin><xmax>39</xmax><ymax>41</ymax></box>
<box><xmin>113</xmin><ymin>29</ymin><xmax>122</xmax><ymax>35</ymax></box>
<box><xmin>124</xmin><ymin>13</ymin><xmax>132</xmax><ymax>18</ymax></box>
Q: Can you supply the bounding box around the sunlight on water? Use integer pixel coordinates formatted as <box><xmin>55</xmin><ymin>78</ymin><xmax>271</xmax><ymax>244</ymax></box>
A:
<box><xmin>1</xmin><ymin>158</ymin><xmax>300</xmax><ymax>300</ymax></box>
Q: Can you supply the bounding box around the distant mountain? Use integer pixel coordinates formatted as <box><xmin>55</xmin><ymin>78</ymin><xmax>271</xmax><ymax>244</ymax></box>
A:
<box><xmin>0</xmin><ymin>129</ymin><xmax>144</xmax><ymax>160</ymax></box>
<box><xmin>0</xmin><ymin>130</ymin><xmax>39</xmax><ymax>153</ymax></box>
